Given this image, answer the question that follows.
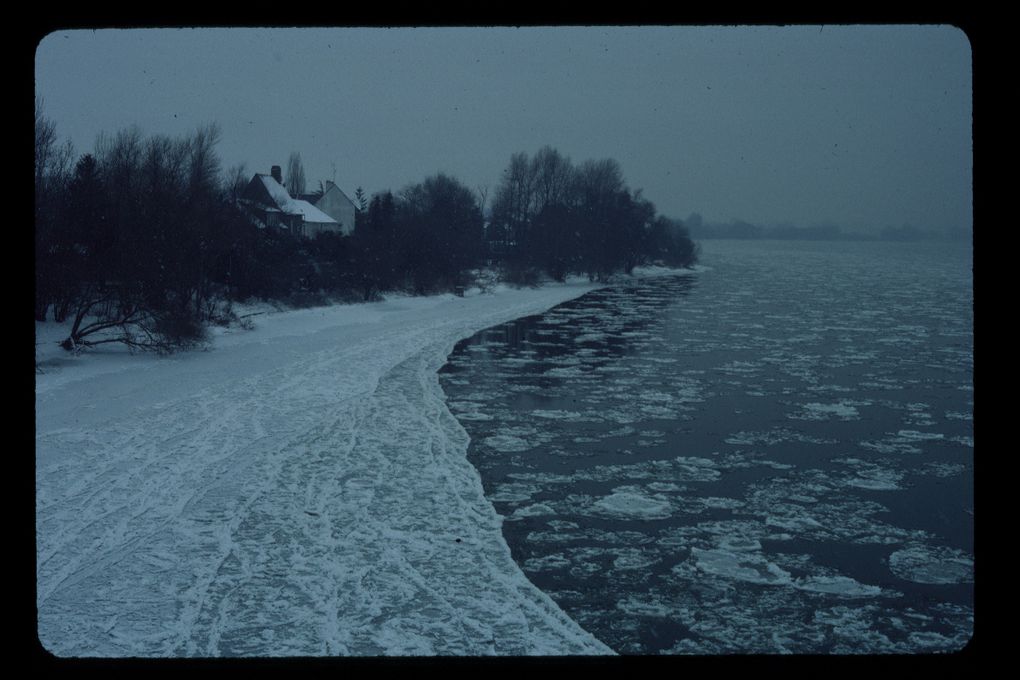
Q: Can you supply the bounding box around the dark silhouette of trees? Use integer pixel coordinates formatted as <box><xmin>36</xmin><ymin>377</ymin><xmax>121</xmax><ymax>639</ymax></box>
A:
<box><xmin>489</xmin><ymin>147</ymin><xmax>698</xmax><ymax>283</ymax></box>
<box><xmin>529</xmin><ymin>203</ymin><xmax>579</xmax><ymax>282</ymax></box>
<box><xmin>34</xmin><ymin>101</ymin><xmax>76</xmax><ymax>321</ymax></box>
<box><xmin>398</xmin><ymin>174</ymin><xmax>485</xmax><ymax>293</ymax></box>
<box><xmin>491</xmin><ymin>151</ymin><xmax>536</xmax><ymax>250</ymax></box>
<box><xmin>36</xmin><ymin>110</ymin><xmax>697</xmax><ymax>355</ymax></box>
<box><xmin>37</xmin><ymin>120</ymin><xmax>243</xmax><ymax>352</ymax></box>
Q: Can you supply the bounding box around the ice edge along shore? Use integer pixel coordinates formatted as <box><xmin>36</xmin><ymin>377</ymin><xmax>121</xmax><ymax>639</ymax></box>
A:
<box><xmin>36</xmin><ymin>268</ymin><xmax>692</xmax><ymax>656</ymax></box>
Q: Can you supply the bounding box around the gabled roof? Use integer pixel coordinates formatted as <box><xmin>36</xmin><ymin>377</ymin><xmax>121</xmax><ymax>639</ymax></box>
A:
<box><xmin>289</xmin><ymin>199</ymin><xmax>337</xmax><ymax>224</ymax></box>
<box><xmin>248</xmin><ymin>174</ymin><xmax>337</xmax><ymax>224</ymax></box>
<box><xmin>256</xmin><ymin>174</ymin><xmax>296</xmax><ymax>211</ymax></box>
<box><xmin>321</xmin><ymin>180</ymin><xmax>357</xmax><ymax>208</ymax></box>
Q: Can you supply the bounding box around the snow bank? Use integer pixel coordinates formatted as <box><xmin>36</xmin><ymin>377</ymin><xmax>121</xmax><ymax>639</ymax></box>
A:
<box><xmin>37</xmin><ymin>273</ymin><xmax>710</xmax><ymax>657</ymax></box>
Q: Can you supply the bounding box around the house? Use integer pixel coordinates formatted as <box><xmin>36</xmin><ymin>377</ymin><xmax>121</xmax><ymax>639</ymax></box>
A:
<box><xmin>298</xmin><ymin>181</ymin><xmax>358</xmax><ymax>237</ymax></box>
<box><xmin>238</xmin><ymin>166</ymin><xmax>349</xmax><ymax>238</ymax></box>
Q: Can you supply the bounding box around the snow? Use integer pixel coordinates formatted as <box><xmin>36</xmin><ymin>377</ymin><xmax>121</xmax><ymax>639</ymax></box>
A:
<box><xmin>251</xmin><ymin>176</ymin><xmax>337</xmax><ymax>224</ymax></box>
<box><xmin>288</xmin><ymin>199</ymin><xmax>338</xmax><ymax>225</ymax></box>
<box><xmin>258</xmin><ymin>174</ymin><xmax>297</xmax><ymax>211</ymax></box>
<box><xmin>36</xmin><ymin>274</ymin><xmax>700</xmax><ymax>657</ymax></box>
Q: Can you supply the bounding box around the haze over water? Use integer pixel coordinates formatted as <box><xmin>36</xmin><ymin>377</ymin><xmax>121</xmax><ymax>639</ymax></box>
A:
<box><xmin>440</xmin><ymin>239</ymin><xmax>974</xmax><ymax>654</ymax></box>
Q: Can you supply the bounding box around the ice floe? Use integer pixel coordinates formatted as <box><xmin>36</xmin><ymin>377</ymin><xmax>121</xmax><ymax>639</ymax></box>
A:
<box><xmin>888</xmin><ymin>545</ymin><xmax>974</xmax><ymax>584</ymax></box>
<box><xmin>593</xmin><ymin>489</ymin><xmax>673</xmax><ymax>520</ymax></box>
<box><xmin>790</xmin><ymin>401</ymin><xmax>865</xmax><ymax>421</ymax></box>
<box><xmin>689</xmin><ymin>547</ymin><xmax>793</xmax><ymax>585</ymax></box>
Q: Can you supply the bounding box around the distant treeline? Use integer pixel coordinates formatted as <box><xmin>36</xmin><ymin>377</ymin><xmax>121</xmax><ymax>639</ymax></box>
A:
<box><xmin>485</xmin><ymin>146</ymin><xmax>698</xmax><ymax>284</ymax></box>
<box><xmin>684</xmin><ymin>215</ymin><xmax>970</xmax><ymax>242</ymax></box>
<box><xmin>35</xmin><ymin>107</ymin><xmax>697</xmax><ymax>353</ymax></box>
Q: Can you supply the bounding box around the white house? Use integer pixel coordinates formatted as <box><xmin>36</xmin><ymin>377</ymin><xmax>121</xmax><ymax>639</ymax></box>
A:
<box><xmin>299</xmin><ymin>181</ymin><xmax>358</xmax><ymax>237</ymax></box>
<box><xmin>238</xmin><ymin>166</ymin><xmax>344</xmax><ymax>238</ymax></box>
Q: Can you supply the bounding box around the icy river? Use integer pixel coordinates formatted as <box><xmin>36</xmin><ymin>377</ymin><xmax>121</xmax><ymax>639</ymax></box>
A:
<box><xmin>439</xmin><ymin>239</ymin><xmax>974</xmax><ymax>654</ymax></box>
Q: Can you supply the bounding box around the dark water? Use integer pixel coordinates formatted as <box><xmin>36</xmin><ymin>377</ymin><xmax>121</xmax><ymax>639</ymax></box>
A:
<box><xmin>438</xmin><ymin>240</ymin><xmax>973</xmax><ymax>654</ymax></box>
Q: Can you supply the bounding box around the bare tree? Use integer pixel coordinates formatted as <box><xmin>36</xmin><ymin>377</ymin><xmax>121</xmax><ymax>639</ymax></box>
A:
<box><xmin>286</xmin><ymin>152</ymin><xmax>306</xmax><ymax>196</ymax></box>
<box><xmin>491</xmin><ymin>151</ymin><xmax>537</xmax><ymax>245</ymax></box>
<box><xmin>187</xmin><ymin>123</ymin><xmax>222</xmax><ymax>198</ymax></box>
<box><xmin>225</xmin><ymin>162</ymin><xmax>249</xmax><ymax>202</ymax></box>
<box><xmin>35</xmin><ymin>99</ymin><xmax>76</xmax><ymax>320</ymax></box>
<box><xmin>475</xmin><ymin>184</ymin><xmax>489</xmax><ymax>218</ymax></box>
<box><xmin>530</xmin><ymin>146</ymin><xmax>574</xmax><ymax>214</ymax></box>
<box><xmin>35</xmin><ymin>99</ymin><xmax>74</xmax><ymax>192</ymax></box>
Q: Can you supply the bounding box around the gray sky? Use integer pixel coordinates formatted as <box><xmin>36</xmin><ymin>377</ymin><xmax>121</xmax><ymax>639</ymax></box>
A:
<box><xmin>35</xmin><ymin>26</ymin><xmax>972</xmax><ymax>233</ymax></box>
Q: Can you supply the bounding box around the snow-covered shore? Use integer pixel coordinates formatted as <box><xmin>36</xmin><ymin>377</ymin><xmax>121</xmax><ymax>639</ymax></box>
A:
<box><xmin>39</xmin><ymin>269</ymin><xmax>693</xmax><ymax>656</ymax></box>
<box><xmin>35</xmin><ymin>268</ymin><xmax>687</xmax><ymax>657</ymax></box>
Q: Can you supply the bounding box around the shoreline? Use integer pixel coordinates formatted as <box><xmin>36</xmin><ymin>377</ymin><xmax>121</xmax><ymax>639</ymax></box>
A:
<box><xmin>36</xmin><ymin>268</ymin><xmax>694</xmax><ymax>656</ymax></box>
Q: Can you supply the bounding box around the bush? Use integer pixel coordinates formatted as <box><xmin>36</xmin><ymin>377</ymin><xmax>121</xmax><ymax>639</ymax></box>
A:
<box><xmin>148</xmin><ymin>307</ymin><xmax>208</xmax><ymax>352</ymax></box>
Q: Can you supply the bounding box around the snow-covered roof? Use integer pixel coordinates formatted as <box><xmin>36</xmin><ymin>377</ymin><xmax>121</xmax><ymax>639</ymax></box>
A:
<box><xmin>255</xmin><ymin>175</ymin><xmax>337</xmax><ymax>224</ymax></box>
<box><xmin>257</xmin><ymin>174</ymin><xmax>294</xmax><ymax>211</ymax></box>
<box><xmin>289</xmin><ymin>199</ymin><xmax>338</xmax><ymax>225</ymax></box>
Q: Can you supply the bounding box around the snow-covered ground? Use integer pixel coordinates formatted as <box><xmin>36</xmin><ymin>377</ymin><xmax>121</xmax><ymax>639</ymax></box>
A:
<box><xmin>36</xmin><ymin>270</ymin><xmax>685</xmax><ymax>657</ymax></box>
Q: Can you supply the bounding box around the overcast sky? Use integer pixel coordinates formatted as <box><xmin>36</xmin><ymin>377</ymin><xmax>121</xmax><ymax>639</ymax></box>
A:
<box><xmin>35</xmin><ymin>25</ymin><xmax>972</xmax><ymax>233</ymax></box>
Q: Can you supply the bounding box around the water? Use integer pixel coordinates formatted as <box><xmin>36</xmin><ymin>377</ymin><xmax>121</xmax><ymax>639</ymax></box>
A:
<box><xmin>438</xmin><ymin>240</ymin><xmax>974</xmax><ymax>655</ymax></box>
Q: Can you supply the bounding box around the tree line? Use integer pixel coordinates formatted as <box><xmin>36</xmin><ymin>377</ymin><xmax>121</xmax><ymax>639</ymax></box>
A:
<box><xmin>35</xmin><ymin>106</ymin><xmax>697</xmax><ymax>353</ymax></box>
<box><xmin>487</xmin><ymin>146</ymin><xmax>697</xmax><ymax>283</ymax></box>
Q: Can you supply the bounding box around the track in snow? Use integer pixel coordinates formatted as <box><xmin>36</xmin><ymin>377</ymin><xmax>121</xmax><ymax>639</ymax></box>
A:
<box><xmin>36</xmin><ymin>285</ymin><xmax>618</xmax><ymax>657</ymax></box>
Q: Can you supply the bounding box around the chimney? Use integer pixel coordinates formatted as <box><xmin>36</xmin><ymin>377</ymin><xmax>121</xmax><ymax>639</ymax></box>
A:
<box><xmin>271</xmin><ymin>166</ymin><xmax>283</xmax><ymax>185</ymax></box>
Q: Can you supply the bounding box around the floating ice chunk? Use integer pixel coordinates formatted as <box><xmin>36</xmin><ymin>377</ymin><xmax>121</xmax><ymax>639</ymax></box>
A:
<box><xmin>488</xmin><ymin>483</ymin><xmax>541</xmax><ymax>503</ymax></box>
<box><xmin>793</xmin><ymin>575</ymin><xmax>882</xmax><ymax>598</ymax></box>
<box><xmin>690</xmin><ymin>548</ymin><xmax>793</xmax><ymax>585</ymax></box>
<box><xmin>612</xmin><ymin>549</ymin><xmax>659</xmax><ymax>570</ymax></box>
<box><xmin>836</xmin><ymin>460</ymin><xmax>904</xmax><ymax>491</ymax></box>
<box><xmin>859</xmin><ymin>440</ymin><xmax>922</xmax><ymax>455</ymax></box>
<box><xmin>918</xmin><ymin>462</ymin><xmax>967</xmax><ymax>478</ymax></box>
<box><xmin>524</xmin><ymin>554</ymin><xmax>571</xmax><ymax>572</ymax></box>
<box><xmin>640</xmin><ymin>405</ymin><xmax>675</xmax><ymax>418</ymax></box>
<box><xmin>593</xmin><ymin>490</ymin><xmax>672</xmax><ymax>519</ymax></box>
<box><xmin>759</xmin><ymin>460</ymin><xmax>795</xmax><ymax>470</ymax></box>
<box><xmin>701</xmin><ymin>496</ymin><xmax>746</xmax><ymax>510</ymax></box>
<box><xmin>574</xmin><ymin>332</ymin><xmax>609</xmax><ymax>343</ymax></box>
<box><xmin>845</xmin><ymin>476</ymin><xmax>901</xmax><ymax>491</ymax></box>
<box><xmin>895</xmin><ymin>430</ymin><xmax>945</xmax><ymax>442</ymax></box>
<box><xmin>482</xmin><ymin>435</ymin><xmax>532</xmax><ymax>452</ymax></box>
<box><xmin>455</xmin><ymin>411</ymin><xmax>494</xmax><ymax>421</ymax></box>
<box><xmin>529</xmin><ymin>409</ymin><xmax>584</xmax><ymax>421</ymax></box>
<box><xmin>616</xmin><ymin>596</ymin><xmax>674</xmax><ymax>618</ymax></box>
<box><xmin>511</xmin><ymin>503</ymin><xmax>556</xmax><ymax>519</ymax></box>
<box><xmin>909</xmin><ymin>631</ymin><xmax>957</xmax><ymax>648</ymax></box>
<box><xmin>791</xmin><ymin>402</ymin><xmax>861</xmax><ymax>421</ymax></box>
<box><xmin>809</xmin><ymin>383</ymin><xmax>856</xmax><ymax>393</ymax></box>
<box><xmin>543</xmin><ymin>366</ymin><xmax>586</xmax><ymax>378</ymax></box>
<box><xmin>725</xmin><ymin>429</ymin><xmax>836</xmax><ymax>447</ymax></box>
<box><xmin>716</xmin><ymin>536</ymin><xmax>762</xmax><ymax>552</ymax></box>
<box><xmin>889</xmin><ymin>545</ymin><xmax>974</xmax><ymax>584</ymax></box>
